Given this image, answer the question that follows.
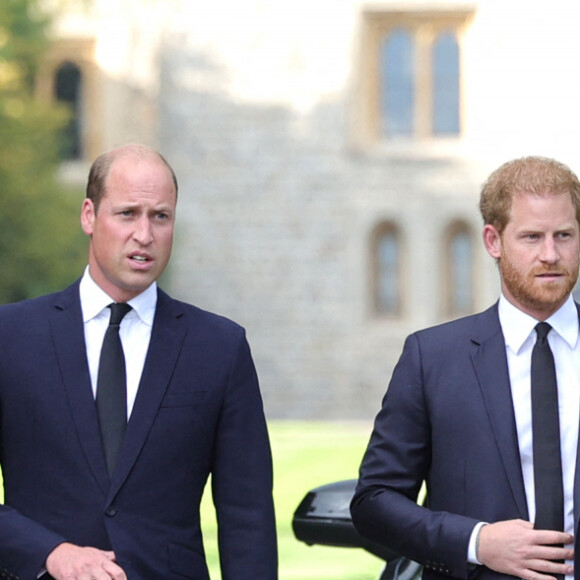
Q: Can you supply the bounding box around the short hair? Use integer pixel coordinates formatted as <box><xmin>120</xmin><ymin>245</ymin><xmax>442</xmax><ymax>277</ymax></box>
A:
<box><xmin>479</xmin><ymin>156</ymin><xmax>580</xmax><ymax>233</ymax></box>
<box><xmin>86</xmin><ymin>144</ymin><xmax>178</xmax><ymax>212</ymax></box>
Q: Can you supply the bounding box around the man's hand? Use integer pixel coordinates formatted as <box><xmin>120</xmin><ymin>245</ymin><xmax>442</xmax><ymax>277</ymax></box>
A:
<box><xmin>478</xmin><ymin>519</ymin><xmax>574</xmax><ymax>580</ymax></box>
<box><xmin>46</xmin><ymin>542</ymin><xmax>127</xmax><ymax>580</ymax></box>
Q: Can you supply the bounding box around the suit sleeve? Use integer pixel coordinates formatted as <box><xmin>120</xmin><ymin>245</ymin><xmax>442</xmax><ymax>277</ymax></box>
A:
<box><xmin>0</xmin><ymin>302</ymin><xmax>69</xmax><ymax>578</ymax></box>
<box><xmin>211</xmin><ymin>330</ymin><xmax>278</xmax><ymax>580</ymax></box>
<box><xmin>0</xmin><ymin>498</ymin><xmax>66</xmax><ymax>578</ymax></box>
<box><xmin>350</xmin><ymin>333</ymin><xmax>479</xmax><ymax>579</ymax></box>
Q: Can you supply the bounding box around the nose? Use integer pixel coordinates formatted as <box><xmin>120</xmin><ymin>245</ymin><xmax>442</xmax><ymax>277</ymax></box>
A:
<box><xmin>539</xmin><ymin>237</ymin><xmax>559</xmax><ymax>264</ymax></box>
<box><xmin>133</xmin><ymin>216</ymin><xmax>153</xmax><ymax>246</ymax></box>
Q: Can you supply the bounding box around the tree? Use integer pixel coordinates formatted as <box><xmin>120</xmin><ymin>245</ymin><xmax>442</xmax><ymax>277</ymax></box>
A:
<box><xmin>0</xmin><ymin>0</ymin><xmax>86</xmax><ymax>303</ymax></box>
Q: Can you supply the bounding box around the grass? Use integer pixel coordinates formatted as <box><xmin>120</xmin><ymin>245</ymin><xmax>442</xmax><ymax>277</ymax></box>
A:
<box><xmin>201</xmin><ymin>420</ymin><xmax>385</xmax><ymax>580</ymax></box>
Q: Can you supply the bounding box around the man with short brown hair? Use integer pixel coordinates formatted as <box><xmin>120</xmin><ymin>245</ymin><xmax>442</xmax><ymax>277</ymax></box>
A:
<box><xmin>352</xmin><ymin>156</ymin><xmax>579</xmax><ymax>580</ymax></box>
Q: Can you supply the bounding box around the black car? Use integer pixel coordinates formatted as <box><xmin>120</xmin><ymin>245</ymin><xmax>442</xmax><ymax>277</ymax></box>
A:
<box><xmin>292</xmin><ymin>480</ymin><xmax>422</xmax><ymax>580</ymax></box>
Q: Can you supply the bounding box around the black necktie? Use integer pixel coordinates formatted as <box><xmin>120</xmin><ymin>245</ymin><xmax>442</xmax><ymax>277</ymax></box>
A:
<box><xmin>96</xmin><ymin>302</ymin><xmax>131</xmax><ymax>475</ymax></box>
<box><xmin>531</xmin><ymin>322</ymin><xmax>564</xmax><ymax>536</ymax></box>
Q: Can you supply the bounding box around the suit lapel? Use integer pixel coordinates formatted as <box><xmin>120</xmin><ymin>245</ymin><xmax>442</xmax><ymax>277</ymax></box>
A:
<box><xmin>470</xmin><ymin>304</ymin><xmax>529</xmax><ymax>519</ymax></box>
<box><xmin>49</xmin><ymin>282</ymin><xmax>110</xmax><ymax>495</ymax></box>
<box><xmin>108</xmin><ymin>289</ymin><xmax>187</xmax><ymax>499</ymax></box>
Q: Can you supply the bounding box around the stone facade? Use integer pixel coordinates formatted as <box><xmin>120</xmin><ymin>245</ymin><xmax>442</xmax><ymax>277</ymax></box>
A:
<box><xmin>48</xmin><ymin>0</ymin><xmax>580</xmax><ymax>418</ymax></box>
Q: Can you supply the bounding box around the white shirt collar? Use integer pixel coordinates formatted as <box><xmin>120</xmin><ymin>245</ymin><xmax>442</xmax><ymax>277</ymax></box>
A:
<box><xmin>79</xmin><ymin>266</ymin><xmax>157</xmax><ymax>326</ymax></box>
<box><xmin>499</xmin><ymin>293</ymin><xmax>578</xmax><ymax>354</ymax></box>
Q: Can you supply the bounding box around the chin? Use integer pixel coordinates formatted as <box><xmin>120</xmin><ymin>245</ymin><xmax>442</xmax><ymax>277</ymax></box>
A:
<box><xmin>527</xmin><ymin>294</ymin><xmax>569</xmax><ymax>315</ymax></box>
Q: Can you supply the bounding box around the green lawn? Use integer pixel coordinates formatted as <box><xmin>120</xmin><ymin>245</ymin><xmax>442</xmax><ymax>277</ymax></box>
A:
<box><xmin>201</xmin><ymin>420</ymin><xmax>385</xmax><ymax>580</ymax></box>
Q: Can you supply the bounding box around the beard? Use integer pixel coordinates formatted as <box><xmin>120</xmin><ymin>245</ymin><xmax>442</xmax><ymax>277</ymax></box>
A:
<box><xmin>499</xmin><ymin>250</ymin><xmax>579</xmax><ymax>317</ymax></box>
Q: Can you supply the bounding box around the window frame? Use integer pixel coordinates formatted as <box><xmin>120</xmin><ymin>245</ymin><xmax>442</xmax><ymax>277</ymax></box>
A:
<box><xmin>443</xmin><ymin>220</ymin><xmax>475</xmax><ymax>317</ymax></box>
<box><xmin>354</xmin><ymin>7</ymin><xmax>475</xmax><ymax>146</ymax></box>
<box><xmin>36</xmin><ymin>37</ymin><xmax>101</xmax><ymax>163</ymax></box>
<box><xmin>370</xmin><ymin>221</ymin><xmax>403</xmax><ymax>318</ymax></box>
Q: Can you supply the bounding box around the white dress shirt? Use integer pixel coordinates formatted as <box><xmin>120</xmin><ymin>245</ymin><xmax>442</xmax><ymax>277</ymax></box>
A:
<box><xmin>37</xmin><ymin>271</ymin><xmax>157</xmax><ymax>577</ymax></box>
<box><xmin>79</xmin><ymin>268</ymin><xmax>157</xmax><ymax>418</ymax></box>
<box><xmin>469</xmin><ymin>294</ymin><xmax>579</xmax><ymax>570</ymax></box>
<box><xmin>500</xmin><ymin>293</ymin><xmax>580</xmax><ymax>540</ymax></box>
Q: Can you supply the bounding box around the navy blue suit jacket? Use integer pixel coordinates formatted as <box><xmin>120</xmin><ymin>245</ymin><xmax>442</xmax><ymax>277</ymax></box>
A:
<box><xmin>0</xmin><ymin>281</ymin><xmax>277</xmax><ymax>579</ymax></box>
<box><xmin>351</xmin><ymin>303</ymin><xmax>580</xmax><ymax>580</ymax></box>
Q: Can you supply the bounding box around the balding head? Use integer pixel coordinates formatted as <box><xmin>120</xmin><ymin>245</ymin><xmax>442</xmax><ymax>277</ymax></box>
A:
<box><xmin>86</xmin><ymin>144</ymin><xmax>178</xmax><ymax>213</ymax></box>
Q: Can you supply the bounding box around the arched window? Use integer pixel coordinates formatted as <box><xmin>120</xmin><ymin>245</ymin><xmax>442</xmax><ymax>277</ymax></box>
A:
<box><xmin>432</xmin><ymin>32</ymin><xmax>460</xmax><ymax>135</ymax></box>
<box><xmin>380</xmin><ymin>29</ymin><xmax>415</xmax><ymax>137</ymax></box>
<box><xmin>55</xmin><ymin>62</ymin><xmax>82</xmax><ymax>160</ymax></box>
<box><xmin>372</xmin><ymin>223</ymin><xmax>401</xmax><ymax>315</ymax></box>
<box><xmin>445</xmin><ymin>222</ymin><xmax>473</xmax><ymax>315</ymax></box>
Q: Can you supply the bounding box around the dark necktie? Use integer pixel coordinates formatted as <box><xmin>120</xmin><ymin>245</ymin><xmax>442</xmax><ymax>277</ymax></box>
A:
<box><xmin>96</xmin><ymin>302</ymin><xmax>132</xmax><ymax>475</ymax></box>
<box><xmin>531</xmin><ymin>322</ymin><xmax>564</xmax><ymax>539</ymax></box>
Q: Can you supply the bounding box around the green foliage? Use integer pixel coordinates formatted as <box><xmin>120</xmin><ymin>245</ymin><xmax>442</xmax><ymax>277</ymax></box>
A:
<box><xmin>0</xmin><ymin>0</ymin><xmax>50</xmax><ymax>89</ymax></box>
<box><xmin>0</xmin><ymin>0</ymin><xmax>86</xmax><ymax>304</ymax></box>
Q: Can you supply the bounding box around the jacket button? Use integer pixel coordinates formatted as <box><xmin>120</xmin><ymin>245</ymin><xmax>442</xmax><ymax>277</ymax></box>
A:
<box><xmin>105</xmin><ymin>505</ymin><xmax>117</xmax><ymax>517</ymax></box>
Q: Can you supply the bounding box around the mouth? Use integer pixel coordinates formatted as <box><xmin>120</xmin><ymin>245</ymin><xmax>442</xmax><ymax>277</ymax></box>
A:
<box><xmin>129</xmin><ymin>253</ymin><xmax>153</xmax><ymax>265</ymax></box>
<box><xmin>535</xmin><ymin>272</ymin><xmax>565</xmax><ymax>281</ymax></box>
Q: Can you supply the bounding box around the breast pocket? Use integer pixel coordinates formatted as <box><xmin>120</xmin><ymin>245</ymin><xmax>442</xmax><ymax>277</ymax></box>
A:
<box><xmin>160</xmin><ymin>391</ymin><xmax>208</xmax><ymax>408</ymax></box>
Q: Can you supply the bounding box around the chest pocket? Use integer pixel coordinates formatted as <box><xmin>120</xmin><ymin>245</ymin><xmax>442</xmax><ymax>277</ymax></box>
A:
<box><xmin>160</xmin><ymin>391</ymin><xmax>208</xmax><ymax>408</ymax></box>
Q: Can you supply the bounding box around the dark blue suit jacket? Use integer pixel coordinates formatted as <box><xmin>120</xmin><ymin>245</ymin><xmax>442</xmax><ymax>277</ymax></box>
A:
<box><xmin>351</xmin><ymin>303</ymin><xmax>580</xmax><ymax>580</ymax></box>
<box><xmin>0</xmin><ymin>281</ymin><xmax>277</xmax><ymax>579</ymax></box>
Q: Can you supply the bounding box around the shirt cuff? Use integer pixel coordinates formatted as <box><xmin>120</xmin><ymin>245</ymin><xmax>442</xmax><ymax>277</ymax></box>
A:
<box><xmin>467</xmin><ymin>522</ymin><xmax>488</xmax><ymax>565</ymax></box>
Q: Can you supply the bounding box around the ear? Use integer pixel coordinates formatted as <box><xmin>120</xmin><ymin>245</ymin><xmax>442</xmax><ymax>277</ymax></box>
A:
<box><xmin>80</xmin><ymin>199</ymin><xmax>96</xmax><ymax>236</ymax></box>
<box><xmin>483</xmin><ymin>224</ymin><xmax>502</xmax><ymax>260</ymax></box>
